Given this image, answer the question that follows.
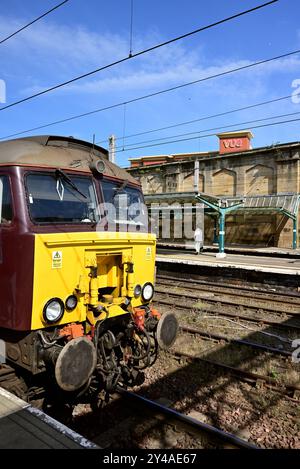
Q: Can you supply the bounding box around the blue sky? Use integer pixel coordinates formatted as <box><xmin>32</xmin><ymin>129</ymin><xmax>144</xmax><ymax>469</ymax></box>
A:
<box><xmin>0</xmin><ymin>0</ymin><xmax>300</xmax><ymax>166</ymax></box>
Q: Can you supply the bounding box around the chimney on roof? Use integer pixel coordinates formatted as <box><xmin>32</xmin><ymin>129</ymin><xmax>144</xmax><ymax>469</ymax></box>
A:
<box><xmin>217</xmin><ymin>130</ymin><xmax>253</xmax><ymax>155</ymax></box>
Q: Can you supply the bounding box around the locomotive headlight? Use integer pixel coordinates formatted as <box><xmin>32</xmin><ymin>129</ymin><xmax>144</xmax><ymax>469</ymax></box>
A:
<box><xmin>142</xmin><ymin>282</ymin><xmax>154</xmax><ymax>302</ymax></box>
<box><xmin>43</xmin><ymin>298</ymin><xmax>64</xmax><ymax>323</ymax></box>
<box><xmin>134</xmin><ymin>284</ymin><xmax>142</xmax><ymax>298</ymax></box>
<box><xmin>65</xmin><ymin>295</ymin><xmax>78</xmax><ymax>311</ymax></box>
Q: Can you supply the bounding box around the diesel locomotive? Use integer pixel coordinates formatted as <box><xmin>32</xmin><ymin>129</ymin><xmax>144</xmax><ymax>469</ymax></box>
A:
<box><xmin>0</xmin><ymin>135</ymin><xmax>178</xmax><ymax>401</ymax></box>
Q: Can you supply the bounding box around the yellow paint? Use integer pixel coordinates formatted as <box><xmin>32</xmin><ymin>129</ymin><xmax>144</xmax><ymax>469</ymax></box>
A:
<box><xmin>31</xmin><ymin>231</ymin><xmax>156</xmax><ymax>330</ymax></box>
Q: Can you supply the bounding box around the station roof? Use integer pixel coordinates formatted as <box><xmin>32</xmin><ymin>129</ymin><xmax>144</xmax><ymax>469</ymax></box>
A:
<box><xmin>145</xmin><ymin>191</ymin><xmax>300</xmax><ymax>220</ymax></box>
<box><xmin>128</xmin><ymin>140</ymin><xmax>300</xmax><ymax>171</ymax></box>
<box><xmin>196</xmin><ymin>192</ymin><xmax>300</xmax><ymax>218</ymax></box>
<box><xmin>144</xmin><ymin>191</ymin><xmax>199</xmax><ymax>204</ymax></box>
<box><xmin>128</xmin><ymin>151</ymin><xmax>210</xmax><ymax>163</ymax></box>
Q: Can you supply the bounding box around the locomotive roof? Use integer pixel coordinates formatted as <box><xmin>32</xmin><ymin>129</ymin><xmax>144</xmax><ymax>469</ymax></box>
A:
<box><xmin>0</xmin><ymin>135</ymin><xmax>138</xmax><ymax>185</ymax></box>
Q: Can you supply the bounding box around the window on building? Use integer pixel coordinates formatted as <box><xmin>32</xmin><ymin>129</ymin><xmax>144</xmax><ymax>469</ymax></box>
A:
<box><xmin>0</xmin><ymin>175</ymin><xmax>13</xmax><ymax>224</ymax></box>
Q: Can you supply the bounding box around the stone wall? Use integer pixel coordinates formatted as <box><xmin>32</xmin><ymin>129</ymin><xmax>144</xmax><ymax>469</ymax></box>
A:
<box><xmin>128</xmin><ymin>143</ymin><xmax>300</xmax><ymax>248</ymax></box>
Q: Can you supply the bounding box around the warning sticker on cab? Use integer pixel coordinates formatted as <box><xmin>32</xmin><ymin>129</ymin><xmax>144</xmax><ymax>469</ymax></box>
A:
<box><xmin>52</xmin><ymin>251</ymin><xmax>62</xmax><ymax>269</ymax></box>
<box><xmin>146</xmin><ymin>246</ymin><xmax>152</xmax><ymax>260</ymax></box>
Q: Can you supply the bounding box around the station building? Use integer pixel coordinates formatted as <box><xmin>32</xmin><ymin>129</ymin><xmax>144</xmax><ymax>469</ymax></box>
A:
<box><xmin>127</xmin><ymin>131</ymin><xmax>300</xmax><ymax>249</ymax></box>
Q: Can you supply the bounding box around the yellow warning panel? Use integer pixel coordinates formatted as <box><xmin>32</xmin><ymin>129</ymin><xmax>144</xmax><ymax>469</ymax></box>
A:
<box><xmin>52</xmin><ymin>251</ymin><xmax>62</xmax><ymax>269</ymax></box>
<box><xmin>146</xmin><ymin>246</ymin><xmax>152</xmax><ymax>260</ymax></box>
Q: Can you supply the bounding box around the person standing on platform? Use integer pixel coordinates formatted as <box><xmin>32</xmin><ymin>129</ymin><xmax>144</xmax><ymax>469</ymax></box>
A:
<box><xmin>194</xmin><ymin>227</ymin><xmax>203</xmax><ymax>255</ymax></box>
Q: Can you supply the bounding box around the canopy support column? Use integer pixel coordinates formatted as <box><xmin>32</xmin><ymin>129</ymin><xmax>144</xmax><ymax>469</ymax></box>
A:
<box><xmin>195</xmin><ymin>194</ymin><xmax>244</xmax><ymax>258</ymax></box>
<box><xmin>293</xmin><ymin>217</ymin><xmax>297</xmax><ymax>250</ymax></box>
<box><xmin>217</xmin><ymin>211</ymin><xmax>226</xmax><ymax>259</ymax></box>
<box><xmin>213</xmin><ymin>217</ymin><xmax>218</xmax><ymax>244</ymax></box>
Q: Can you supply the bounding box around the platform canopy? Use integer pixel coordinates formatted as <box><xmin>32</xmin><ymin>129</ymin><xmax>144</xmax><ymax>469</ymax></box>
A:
<box><xmin>144</xmin><ymin>191</ymin><xmax>198</xmax><ymax>204</ymax></box>
<box><xmin>196</xmin><ymin>192</ymin><xmax>300</xmax><ymax>252</ymax></box>
<box><xmin>145</xmin><ymin>191</ymin><xmax>300</xmax><ymax>219</ymax></box>
<box><xmin>144</xmin><ymin>191</ymin><xmax>300</xmax><ymax>252</ymax></box>
<box><xmin>196</xmin><ymin>192</ymin><xmax>300</xmax><ymax>218</ymax></box>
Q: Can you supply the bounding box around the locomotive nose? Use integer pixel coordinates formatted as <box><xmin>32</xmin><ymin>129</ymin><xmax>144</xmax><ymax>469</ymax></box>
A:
<box><xmin>55</xmin><ymin>337</ymin><xmax>97</xmax><ymax>392</ymax></box>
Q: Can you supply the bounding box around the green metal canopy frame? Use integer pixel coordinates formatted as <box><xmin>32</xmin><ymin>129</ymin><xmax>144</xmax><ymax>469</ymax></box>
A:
<box><xmin>195</xmin><ymin>192</ymin><xmax>300</xmax><ymax>255</ymax></box>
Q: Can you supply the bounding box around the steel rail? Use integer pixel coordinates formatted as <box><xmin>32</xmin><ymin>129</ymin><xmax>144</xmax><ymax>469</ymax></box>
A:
<box><xmin>155</xmin><ymin>282</ymin><xmax>300</xmax><ymax>316</ymax></box>
<box><xmin>154</xmin><ymin>294</ymin><xmax>300</xmax><ymax>331</ymax></box>
<box><xmin>180</xmin><ymin>325</ymin><xmax>292</xmax><ymax>357</ymax></box>
<box><xmin>171</xmin><ymin>351</ymin><xmax>300</xmax><ymax>399</ymax></box>
<box><xmin>156</xmin><ymin>273</ymin><xmax>300</xmax><ymax>302</ymax></box>
<box><xmin>117</xmin><ymin>387</ymin><xmax>259</xmax><ymax>449</ymax></box>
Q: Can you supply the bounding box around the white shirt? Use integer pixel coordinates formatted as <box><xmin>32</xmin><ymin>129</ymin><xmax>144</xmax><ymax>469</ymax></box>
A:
<box><xmin>194</xmin><ymin>228</ymin><xmax>203</xmax><ymax>242</ymax></box>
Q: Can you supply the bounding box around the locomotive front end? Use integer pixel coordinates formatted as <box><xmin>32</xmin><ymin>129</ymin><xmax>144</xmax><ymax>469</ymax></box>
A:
<box><xmin>0</xmin><ymin>136</ymin><xmax>178</xmax><ymax>400</ymax></box>
<box><xmin>33</xmin><ymin>231</ymin><xmax>176</xmax><ymax>395</ymax></box>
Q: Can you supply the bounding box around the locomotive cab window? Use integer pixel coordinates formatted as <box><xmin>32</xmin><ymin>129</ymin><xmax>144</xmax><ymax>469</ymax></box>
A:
<box><xmin>0</xmin><ymin>175</ymin><xmax>13</xmax><ymax>224</ymax></box>
<box><xmin>26</xmin><ymin>172</ymin><xmax>100</xmax><ymax>224</ymax></box>
<box><xmin>102</xmin><ymin>180</ymin><xmax>148</xmax><ymax>230</ymax></box>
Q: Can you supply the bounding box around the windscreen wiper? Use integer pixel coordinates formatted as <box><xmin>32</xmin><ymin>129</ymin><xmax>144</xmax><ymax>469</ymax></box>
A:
<box><xmin>110</xmin><ymin>179</ymin><xmax>128</xmax><ymax>201</ymax></box>
<box><xmin>55</xmin><ymin>169</ymin><xmax>87</xmax><ymax>199</ymax></box>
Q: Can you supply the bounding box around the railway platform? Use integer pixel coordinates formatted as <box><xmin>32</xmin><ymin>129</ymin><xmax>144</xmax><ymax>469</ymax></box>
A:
<box><xmin>157</xmin><ymin>242</ymin><xmax>300</xmax><ymax>259</ymax></box>
<box><xmin>156</xmin><ymin>249</ymin><xmax>300</xmax><ymax>276</ymax></box>
<box><xmin>0</xmin><ymin>387</ymin><xmax>98</xmax><ymax>449</ymax></box>
<box><xmin>156</xmin><ymin>248</ymin><xmax>300</xmax><ymax>289</ymax></box>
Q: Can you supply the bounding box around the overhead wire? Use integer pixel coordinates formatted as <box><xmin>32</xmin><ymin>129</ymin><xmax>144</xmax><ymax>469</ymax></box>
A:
<box><xmin>0</xmin><ymin>0</ymin><xmax>70</xmax><ymax>45</ymax></box>
<box><xmin>96</xmin><ymin>94</ymin><xmax>293</xmax><ymax>144</ymax></box>
<box><xmin>0</xmin><ymin>0</ymin><xmax>280</xmax><ymax>111</ymax></box>
<box><xmin>0</xmin><ymin>49</ymin><xmax>298</xmax><ymax>142</ymax></box>
<box><xmin>129</xmin><ymin>0</ymin><xmax>134</xmax><ymax>57</ymax></box>
<box><xmin>114</xmin><ymin>116</ymin><xmax>300</xmax><ymax>153</ymax></box>
<box><xmin>114</xmin><ymin>110</ymin><xmax>300</xmax><ymax>150</ymax></box>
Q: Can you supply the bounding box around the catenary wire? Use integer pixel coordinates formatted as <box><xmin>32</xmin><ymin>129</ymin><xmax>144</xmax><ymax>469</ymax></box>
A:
<box><xmin>114</xmin><ymin>110</ymin><xmax>300</xmax><ymax>150</ymax></box>
<box><xmin>129</xmin><ymin>0</ymin><xmax>134</xmax><ymax>56</ymax></box>
<box><xmin>114</xmin><ymin>116</ymin><xmax>300</xmax><ymax>153</ymax></box>
<box><xmin>0</xmin><ymin>0</ymin><xmax>70</xmax><ymax>45</ymax></box>
<box><xmin>0</xmin><ymin>49</ymin><xmax>298</xmax><ymax>142</ymax></box>
<box><xmin>0</xmin><ymin>0</ymin><xmax>280</xmax><ymax>111</ymax></box>
<box><xmin>96</xmin><ymin>94</ymin><xmax>293</xmax><ymax>144</ymax></box>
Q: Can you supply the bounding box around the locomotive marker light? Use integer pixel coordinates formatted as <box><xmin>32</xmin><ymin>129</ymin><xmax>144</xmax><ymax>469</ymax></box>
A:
<box><xmin>156</xmin><ymin>312</ymin><xmax>179</xmax><ymax>350</ymax></box>
<box><xmin>65</xmin><ymin>294</ymin><xmax>78</xmax><ymax>311</ymax></box>
<box><xmin>89</xmin><ymin>159</ymin><xmax>106</xmax><ymax>174</ymax></box>
<box><xmin>142</xmin><ymin>282</ymin><xmax>154</xmax><ymax>301</ymax></box>
<box><xmin>43</xmin><ymin>298</ymin><xmax>64</xmax><ymax>323</ymax></box>
<box><xmin>134</xmin><ymin>284</ymin><xmax>142</xmax><ymax>298</ymax></box>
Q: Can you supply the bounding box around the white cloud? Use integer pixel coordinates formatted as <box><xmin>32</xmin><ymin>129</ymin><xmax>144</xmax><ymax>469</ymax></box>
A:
<box><xmin>1</xmin><ymin>14</ymin><xmax>300</xmax><ymax>108</ymax></box>
<box><xmin>0</xmin><ymin>15</ymin><xmax>128</xmax><ymax>66</ymax></box>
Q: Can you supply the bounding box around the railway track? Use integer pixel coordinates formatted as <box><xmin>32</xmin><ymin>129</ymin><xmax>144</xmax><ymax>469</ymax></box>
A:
<box><xmin>170</xmin><ymin>347</ymin><xmax>300</xmax><ymax>401</ymax></box>
<box><xmin>179</xmin><ymin>325</ymin><xmax>292</xmax><ymax>357</ymax></box>
<box><xmin>0</xmin><ymin>365</ymin><xmax>28</xmax><ymax>399</ymax></box>
<box><xmin>156</xmin><ymin>275</ymin><xmax>300</xmax><ymax>318</ymax></box>
<box><xmin>173</xmin><ymin>323</ymin><xmax>300</xmax><ymax>398</ymax></box>
<box><xmin>154</xmin><ymin>291</ymin><xmax>300</xmax><ymax>332</ymax></box>
<box><xmin>0</xmin><ymin>365</ymin><xmax>45</xmax><ymax>403</ymax></box>
<box><xmin>118</xmin><ymin>388</ymin><xmax>259</xmax><ymax>449</ymax></box>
